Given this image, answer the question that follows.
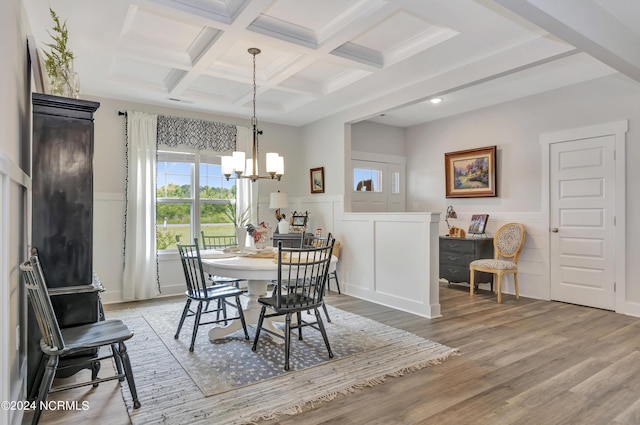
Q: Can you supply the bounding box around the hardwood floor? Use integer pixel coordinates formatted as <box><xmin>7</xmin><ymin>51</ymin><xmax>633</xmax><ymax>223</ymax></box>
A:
<box><xmin>31</xmin><ymin>284</ymin><xmax>640</xmax><ymax>425</ymax></box>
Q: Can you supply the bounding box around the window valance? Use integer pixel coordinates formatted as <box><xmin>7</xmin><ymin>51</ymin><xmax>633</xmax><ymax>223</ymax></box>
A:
<box><xmin>156</xmin><ymin>115</ymin><xmax>237</xmax><ymax>152</ymax></box>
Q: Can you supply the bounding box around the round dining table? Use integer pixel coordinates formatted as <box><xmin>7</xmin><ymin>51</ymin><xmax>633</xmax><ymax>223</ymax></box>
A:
<box><xmin>200</xmin><ymin>250</ymin><xmax>337</xmax><ymax>342</ymax></box>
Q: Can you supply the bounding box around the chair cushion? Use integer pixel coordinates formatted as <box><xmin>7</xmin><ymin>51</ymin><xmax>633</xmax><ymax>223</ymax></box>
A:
<box><xmin>470</xmin><ymin>259</ymin><xmax>518</xmax><ymax>270</ymax></box>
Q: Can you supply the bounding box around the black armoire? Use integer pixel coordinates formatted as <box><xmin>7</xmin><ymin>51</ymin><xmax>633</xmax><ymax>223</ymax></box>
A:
<box><xmin>29</xmin><ymin>93</ymin><xmax>102</xmax><ymax>395</ymax></box>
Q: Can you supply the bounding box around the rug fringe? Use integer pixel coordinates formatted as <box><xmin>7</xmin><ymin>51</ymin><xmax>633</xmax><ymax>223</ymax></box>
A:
<box><xmin>243</xmin><ymin>350</ymin><xmax>458</xmax><ymax>425</ymax></box>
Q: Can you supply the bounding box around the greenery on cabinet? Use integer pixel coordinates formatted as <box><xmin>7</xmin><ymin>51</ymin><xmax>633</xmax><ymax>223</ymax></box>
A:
<box><xmin>43</xmin><ymin>8</ymin><xmax>79</xmax><ymax>97</ymax></box>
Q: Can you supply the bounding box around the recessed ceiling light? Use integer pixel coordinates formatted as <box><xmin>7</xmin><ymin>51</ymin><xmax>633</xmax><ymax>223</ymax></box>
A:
<box><xmin>429</xmin><ymin>98</ymin><xmax>442</xmax><ymax>104</ymax></box>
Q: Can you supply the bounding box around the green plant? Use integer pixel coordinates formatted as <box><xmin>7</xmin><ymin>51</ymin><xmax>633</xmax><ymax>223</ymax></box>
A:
<box><xmin>156</xmin><ymin>228</ymin><xmax>177</xmax><ymax>250</ymax></box>
<box><xmin>43</xmin><ymin>8</ymin><xmax>77</xmax><ymax>95</ymax></box>
<box><xmin>222</xmin><ymin>200</ymin><xmax>253</xmax><ymax>228</ymax></box>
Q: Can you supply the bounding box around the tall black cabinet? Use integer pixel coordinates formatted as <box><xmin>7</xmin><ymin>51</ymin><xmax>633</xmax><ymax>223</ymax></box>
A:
<box><xmin>29</xmin><ymin>93</ymin><xmax>102</xmax><ymax>394</ymax></box>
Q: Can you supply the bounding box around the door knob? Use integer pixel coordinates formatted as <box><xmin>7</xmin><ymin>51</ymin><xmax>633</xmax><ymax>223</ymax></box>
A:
<box><xmin>550</xmin><ymin>227</ymin><xmax>559</xmax><ymax>233</ymax></box>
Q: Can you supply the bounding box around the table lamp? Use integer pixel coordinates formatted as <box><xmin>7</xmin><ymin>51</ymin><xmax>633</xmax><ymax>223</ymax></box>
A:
<box><xmin>269</xmin><ymin>191</ymin><xmax>289</xmax><ymax>234</ymax></box>
<box><xmin>445</xmin><ymin>205</ymin><xmax>457</xmax><ymax>229</ymax></box>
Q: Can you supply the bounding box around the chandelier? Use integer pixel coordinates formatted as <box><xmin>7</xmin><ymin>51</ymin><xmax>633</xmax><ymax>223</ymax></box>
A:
<box><xmin>221</xmin><ymin>48</ymin><xmax>284</xmax><ymax>182</ymax></box>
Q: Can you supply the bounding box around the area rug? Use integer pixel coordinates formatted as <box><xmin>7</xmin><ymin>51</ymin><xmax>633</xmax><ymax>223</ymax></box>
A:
<box><xmin>110</xmin><ymin>299</ymin><xmax>457</xmax><ymax>425</ymax></box>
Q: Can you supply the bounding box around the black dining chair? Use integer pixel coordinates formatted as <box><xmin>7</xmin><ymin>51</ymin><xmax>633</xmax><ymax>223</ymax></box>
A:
<box><xmin>200</xmin><ymin>231</ymin><xmax>246</xmax><ymax>289</ymax></box>
<box><xmin>20</xmin><ymin>249</ymin><xmax>141</xmax><ymax>425</ymax></box>
<box><xmin>175</xmin><ymin>237</ymin><xmax>249</xmax><ymax>351</ymax></box>
<box><xmin>252</xmin><ymin>238</ymin><xmax>335</xmax><ymax>370</ymax></box>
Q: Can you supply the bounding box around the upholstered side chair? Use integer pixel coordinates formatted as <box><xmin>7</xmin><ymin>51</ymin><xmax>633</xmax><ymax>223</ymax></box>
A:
<box><xmin>469</xmin><ymin>223</ymin><xmax>526</xmax><ymax>303</ymax></box>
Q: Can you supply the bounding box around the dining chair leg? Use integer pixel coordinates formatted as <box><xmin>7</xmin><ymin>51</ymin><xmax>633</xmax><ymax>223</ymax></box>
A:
<box><xmin>284</xmin><ymin>313</ymin><xmax>292</xmax><ymax>371</ymax></box>
<box><xmin>251</xmin><ymin>306</ymin><xmax>267</xmax><ymax>351</ymax></box>
<box><xmin>333</xmin><ymin>272</ymin><xmax>341</xmax><ymax>294</ymax></box>
<box><xmin>111</xmin><ymin>343</ymin><xmax>124</xmax><ymax>381</ymax></box>
<box><xmin>31</xmin><ymin>355</ymin><xmax>58</xmax><ymax>425</ymax></box>
<box><xmin>189</xmin><ymin>302</ymin><xmax>204</xmax><ymax>352</ymax></box>
<box><xmin>321</xmin><ymin>301</ymin><xmax>331</xmax><ymax>323</ymax></box>
<box><xmin>175</xmin><ymin>299</ymin><xmax>191</xmax><ymax>339</ymax></box>
<box><xmin>314</xmin><ymin>308</ymin><xmax>334</xmax><ymax>359</ymax></box>
<box><xmin>118</xmin><ymin>340</ymin><xmax>141</xmax><ymax>409</ymax></box>
<box><xmin>91</xmin><ymin>360</ymin><xmax>101</xmax><ymax>387</ymax></box>
<box><xmin>496</xmin><ymin>273</ymin><xmax>503</xmax><ymax>303</ymax></box>
<box><xmin>514</xmin><ymin>272</ymin><xmax>520</xmax><ymax>300</ymax></box>
<box><xmin>235</xmin><ymin>295</ymin><xmax>249</xmax><ymax>340</ymax></box>
<box><xmin>296</xmin><ymin>311</ymin><xmax>303</xmax><ymax>340</ymax></box>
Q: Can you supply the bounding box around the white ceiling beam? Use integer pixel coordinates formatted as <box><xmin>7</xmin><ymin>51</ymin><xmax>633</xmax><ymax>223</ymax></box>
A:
<box><xmin>493</xmin><ymin>0</ymin><xmax>640</xmax><ymax>83</ymax></box>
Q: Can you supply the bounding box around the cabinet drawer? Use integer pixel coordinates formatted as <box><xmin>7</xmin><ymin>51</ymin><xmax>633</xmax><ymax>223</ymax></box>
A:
<box><xmin>440</xmin><ymin>252</ymin><xmax>476</xmax><ymax>266</ymax></box>
<box><xmin>440</xmin><ymin>239</ymin><xmax>477</xmax><ymax>254</ymax></box>
<box><xmin>439</xmin><ymin>264</ymin><xmax>469</xmax><ymax>283</ymax></box>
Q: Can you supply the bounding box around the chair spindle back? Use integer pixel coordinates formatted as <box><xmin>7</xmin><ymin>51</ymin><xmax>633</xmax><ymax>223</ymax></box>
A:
<box><xmin>275</xmin><ymin>238</ymin><xmax>335</xmax><ymax>309</ymax></box>
<box><xmin>177</xmin><ymin>238</ymin><xmax>209</xmax><ymax>297</ymax></box>
<box><xmin>20</xmin><ymin>250</ymin><xmax>65</xmax><ymax>352</ymax></box>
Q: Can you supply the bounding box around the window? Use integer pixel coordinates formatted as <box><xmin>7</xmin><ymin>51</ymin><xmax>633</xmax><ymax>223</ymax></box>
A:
<box><xmin>353</xmin><ymin>167</ymin><xmax>382</xmax><ymax>192</ymax></box>
<box><xmin>156</xmin><ymin>150</ymin><xmax>236</xmax><ymax>251</ymax></box>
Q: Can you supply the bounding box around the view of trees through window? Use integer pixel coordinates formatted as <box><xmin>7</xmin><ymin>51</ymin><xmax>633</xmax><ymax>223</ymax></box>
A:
<box><xmin>156</xmin><ymin>151</ymin><xmax>237</xmax><ymax>250</ymax></box>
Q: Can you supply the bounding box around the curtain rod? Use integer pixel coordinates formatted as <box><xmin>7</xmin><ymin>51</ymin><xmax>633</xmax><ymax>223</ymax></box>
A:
<box><xmin>118</xmin><ymin>111</ymin><xmax>127</xmax><ymax>116</ymax></box>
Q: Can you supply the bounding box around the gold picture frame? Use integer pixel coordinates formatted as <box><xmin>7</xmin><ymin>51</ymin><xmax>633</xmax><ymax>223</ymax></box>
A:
<box><xmin>445</xmin><ymin>146</ymin><xmax>497</xmax><ymax>198</ymax></box>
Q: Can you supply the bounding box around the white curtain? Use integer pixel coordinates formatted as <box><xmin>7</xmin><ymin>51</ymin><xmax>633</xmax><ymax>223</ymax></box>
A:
<box><xmin>123</xmin><ymin>111</ymin><xmax>159</xmax><ymax>300</ymax></box>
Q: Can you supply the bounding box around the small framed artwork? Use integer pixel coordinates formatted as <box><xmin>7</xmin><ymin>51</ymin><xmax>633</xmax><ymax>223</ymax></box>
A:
<box><xmin>310</xmin><ymin>167</ymin><xmax>325</xmax><ymax>194</ymax></box>
<box><xmin>468</xmin><ymin>214</ymin><xmax>489</xmax><ymax>235</ymax></box>
<box><xmin>445</xmin><ymin>146</ymin><xmax>497</xmax><ymax>198</ymax></box>
<box><xmin>291</xmin><ymin>211</ymin><xmax>309</xmax><ymax>232</ymax></box>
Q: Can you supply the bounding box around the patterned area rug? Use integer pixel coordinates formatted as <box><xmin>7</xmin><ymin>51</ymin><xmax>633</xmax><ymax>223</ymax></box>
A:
<box><xmin>110</xmin><ymin>298</ymin><xmax>457</xmax><ymax>425</ymax></box>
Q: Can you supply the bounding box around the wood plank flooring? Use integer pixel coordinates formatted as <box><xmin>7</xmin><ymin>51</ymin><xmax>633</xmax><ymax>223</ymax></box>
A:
<box><xmin>30</xmin><ymin>284</ymin><xmax>640</xmax><ymax>425</ymax></box>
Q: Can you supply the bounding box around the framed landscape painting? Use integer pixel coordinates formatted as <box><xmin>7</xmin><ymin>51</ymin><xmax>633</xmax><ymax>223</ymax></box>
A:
<box><xmin>445</xmin><ymin>146</ymin><xmax>497</xmax><ymax>198</ymax></box>
<box><xmin>310</xmin><ymin>167</ymin><xmax>325</xmax><ymax>193</ymax></box>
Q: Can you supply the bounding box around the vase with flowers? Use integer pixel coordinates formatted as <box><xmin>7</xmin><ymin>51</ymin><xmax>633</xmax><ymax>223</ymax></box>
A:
<box><xmin>43</xmin><ymin>8</ymin><xmax>80</xmax><ymax>98</ymax></box>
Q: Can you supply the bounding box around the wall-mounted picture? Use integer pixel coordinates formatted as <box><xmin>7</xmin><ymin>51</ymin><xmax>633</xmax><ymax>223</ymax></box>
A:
<box><xmin>310</xmin><ymin>167</ymin><xmax>325</xmax><ymax>194</ymax></box>
<box><xmin>445</xmin><ymin>145</ymin><xmax>497</xmax><ymax>198</ymax></box>
<box><xmin>468</xmin><ymin>214</ymin><xmax>489</xmax><ymax>235</ymax></box>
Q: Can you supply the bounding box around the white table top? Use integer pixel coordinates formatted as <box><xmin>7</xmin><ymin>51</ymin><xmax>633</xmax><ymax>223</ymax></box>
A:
<box><xmin>200</xmin><ymin>251</ymin><xmax>337</xmax><ymax>281</ymax></box>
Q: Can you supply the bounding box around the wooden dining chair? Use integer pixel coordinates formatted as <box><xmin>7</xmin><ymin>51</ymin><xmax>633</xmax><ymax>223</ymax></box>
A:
<box><xmin>469</xmin><ymin>223</ymin><xmax>526</xmax><ymax>303</ymax></box>
<box><xmin>20</xmin><ymin>249</ymin><xmax>141</xmax><ymax>425</ymax></box>
<box><xmin>200</xmin><ymin>231</ymin><xmax>245</xmax><ymax>289</ymax></box>
<box><xmin>175</xmin><ymin>238</ymin><xmax>249</xmax><ymax>351</ymax></box>
<box><xmin>252</xmin><ymin>239</ymin><xmax>335</xmax><ymax>370</ymax></box>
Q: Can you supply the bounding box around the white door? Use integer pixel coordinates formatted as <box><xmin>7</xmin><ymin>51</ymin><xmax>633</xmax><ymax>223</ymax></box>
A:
<box><xmin>549</xmin><ymin>136</ymin><xmax>616</xmax><ymax>310</ymax></box>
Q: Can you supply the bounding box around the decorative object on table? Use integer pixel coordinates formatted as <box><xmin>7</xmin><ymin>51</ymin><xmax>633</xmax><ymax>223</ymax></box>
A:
<box><xmin>444</xmin><ymin>145</ymin><xmax>497</xmax><ymax>198</ymax></box>
<box><xmin>246</xmin><ymin>222</ymin><xmax>272</xmax><ymax>249</ymax></box>
<box><xmin>220</xmin><ymin>48</ymin><xmax>284</xmax><ymax>182</ymax></box>
<box><xmin>469</xmin><ymin>222</ymin><xmax>526</xmax><ymax>303</ymax></box>
<box><xmin>468</xmin><ymin>214</ymin><xmax>489</xmax><ymax>236</ymax></box>
<box><xmin>43</xmin><ymin>8</ymin><xmax>80</xmax><ymax>98</ymax></box>
<box><xmin>445</xmin><ymin>205</ymin><xmax>457</xmax><ymax>229</ymax></box>
<box><xmin>290</xmin><ymin>211</ymin><xmax>309</xmax><ymax>232</ymax></box>
<box><xmin>269</xmin><ymin>191</ymin><xmax>290</xmax><ymax>234</ymax></box>
<box><xmin>448</xmin><ymin>226</ymin><xmax>466</xmax><ymax>238</ymax></box>
<box><xmin>310</xmin><ymin>166</ymin><xmax>325</xmax><ymax>193</ymax></box>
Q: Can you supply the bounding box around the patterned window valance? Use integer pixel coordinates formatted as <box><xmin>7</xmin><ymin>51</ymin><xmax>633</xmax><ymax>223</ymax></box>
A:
<box><xmin>156</xmin><ymin>115</ymin><xmax>237</xmax><ymax>152</ymax></box>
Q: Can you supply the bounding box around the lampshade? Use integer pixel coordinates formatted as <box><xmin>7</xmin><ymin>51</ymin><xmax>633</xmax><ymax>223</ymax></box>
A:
<box><xmin>269</xmin><ymin>191</ymin><xmax>289</xmax><ymax>209</ymax></box>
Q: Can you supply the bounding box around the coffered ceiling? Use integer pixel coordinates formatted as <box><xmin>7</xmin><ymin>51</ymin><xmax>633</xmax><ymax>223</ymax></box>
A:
<box><xmin>22</xmin><ymin>0</ymin><xmax>640</xmax><ymax>127</ymax></box>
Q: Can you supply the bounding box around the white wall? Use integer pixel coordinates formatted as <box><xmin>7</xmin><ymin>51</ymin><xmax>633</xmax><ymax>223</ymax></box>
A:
<box><xmin>404</xmin><ymin>73</ymin><xmax>640</xmax><ymax>309</ymax></box>
<box><xmin>351</xmin><ymin>121</ymin><xmax>406</xmax><ymax>156</ymax></box>
<box><xmin>83</xmin><ymin>95</ymin><xmax>303</xmax><ymax>302</ymax></box>
<box><xmin>1</xmin><ymin>0</ymin><xmax>31</xmax><ymax>423</ymax></box>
